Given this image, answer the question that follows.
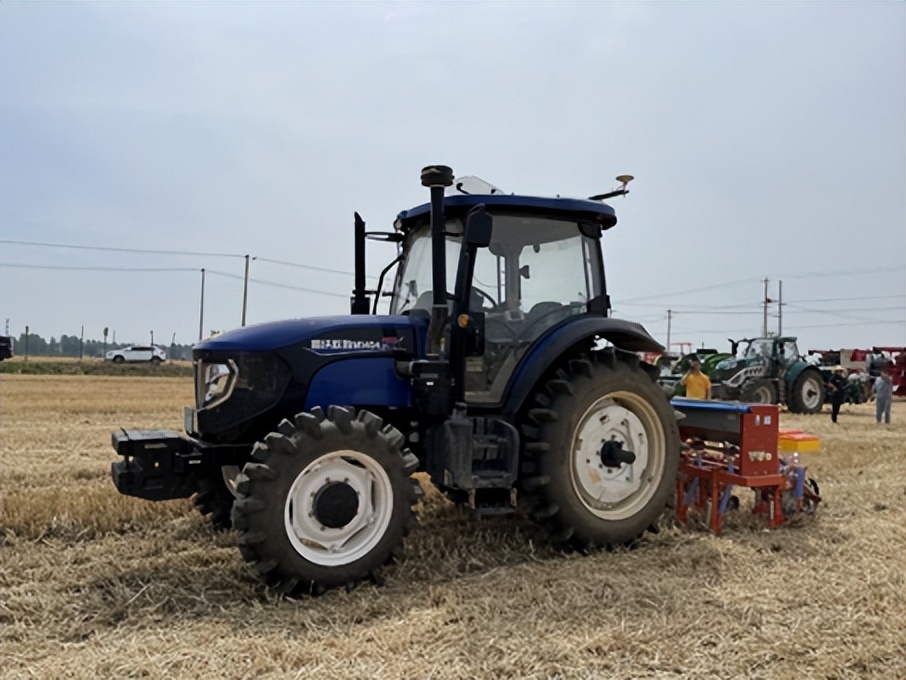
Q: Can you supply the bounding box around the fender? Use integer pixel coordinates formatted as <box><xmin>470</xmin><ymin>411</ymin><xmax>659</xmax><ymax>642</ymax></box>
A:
<box><xmin>784</xmin><ymin>359</ymin><xmax>812</xmax><ymax>385</ymax></box>
<box><xmin>501</xmin><ymin>316</ymin><xmax>664</xmax><ymax>415</ymax></box>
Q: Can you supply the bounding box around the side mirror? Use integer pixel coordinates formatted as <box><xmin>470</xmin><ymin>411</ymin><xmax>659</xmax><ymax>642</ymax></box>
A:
<box><xmin>465</xmin><ymin>205</ymin><xmax>493</xmax><ymax>247</ymax></box>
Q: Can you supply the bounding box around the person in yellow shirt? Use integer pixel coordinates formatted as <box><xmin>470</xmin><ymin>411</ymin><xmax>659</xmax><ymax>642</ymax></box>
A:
<box><xmin>681</xmin><ymin>358</ymin><xmax>712</xmax><ymax>400</ymax></box>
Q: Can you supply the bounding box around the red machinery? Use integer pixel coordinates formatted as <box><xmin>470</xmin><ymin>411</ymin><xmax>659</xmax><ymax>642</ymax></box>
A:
<box><xmin>671</xmin><ymin>398</ymin><xmax>820</xmax><ymax>534</ymax></box>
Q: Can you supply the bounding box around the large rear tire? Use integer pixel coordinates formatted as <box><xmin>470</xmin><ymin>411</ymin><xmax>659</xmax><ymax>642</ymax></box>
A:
<box><xmin>231</xmin><ymin>406</ymin><xmax>420</xmax><ymax>594</ymax></box>
<box><xmin>522</xmin><ymin>350</ymin><xmax>680</xmax><ymax>549</ymax></box>
<box><xmin>788</xmin><ymin>368</ymin><xmax>825</xmax><ymax>414</ymax></box>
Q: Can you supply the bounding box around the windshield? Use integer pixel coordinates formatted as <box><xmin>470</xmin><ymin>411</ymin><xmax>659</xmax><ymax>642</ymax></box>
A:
<box><xmin>390</xmin><ymin>220</ymin><xmax>463</xmax><ymax>314</ymax></box>
<box><xmin>742</xmin><ymin>339</ymin><xmax>773</xmax><ymax>360</ymax></box>
<box><xmin>390</xmin><ymin>215</ymin><xmax>601</xmax><ymax>316</ymax></box>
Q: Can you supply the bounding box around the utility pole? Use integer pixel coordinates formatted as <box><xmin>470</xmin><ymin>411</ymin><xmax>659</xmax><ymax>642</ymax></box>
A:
<box><xmin>666</xmin><ymin>309</ymin><xmax>673</xmax><ymax>351</ymax></box>
<box><xmin>241</xmin><ymin>255</ymin><xmax>256</xmax><ymax>327</ymax></box>
<box><xmin>150</xmin><ymin>330</ymin><xmax>154</xmax><ymax>346</ymax></box>
<box><xmin>778</xmin><ymin>280</ymin><xmax>783</xmax><ymax>336</ymax></box>
<box><xmin>79</xmin><ymin>325</ymin><xmax>84</xmax><ymax>361</ymax></box>
<box><xmin>199</xmin><ymin>268</ymin><xmax>206</xmax><ymax>342</ymax></box>
<box><xmin>762</xmin><ymin>278</ymin><xmax>773</xmax><ymax>336</ymax></box>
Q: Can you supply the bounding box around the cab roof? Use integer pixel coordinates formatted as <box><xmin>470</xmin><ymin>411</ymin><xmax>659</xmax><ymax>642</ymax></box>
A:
<box><xmin>394</xmin><ymin>193</ymin><xmax>618</xmax><ymax>232</ymax></box>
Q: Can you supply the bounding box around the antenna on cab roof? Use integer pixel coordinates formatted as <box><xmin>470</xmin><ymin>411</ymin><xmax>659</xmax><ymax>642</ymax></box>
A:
<box><xmin>588</xmin><ymin>174</ymin><xmax>634</xmax><ymax>201</ymax></box>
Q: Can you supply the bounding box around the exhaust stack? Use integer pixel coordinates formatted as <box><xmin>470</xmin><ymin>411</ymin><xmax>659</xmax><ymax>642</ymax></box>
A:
<box><xmin>420</xmin><ymin>165</ymin><xmax>454</xmax><ymax>356</ymax></box>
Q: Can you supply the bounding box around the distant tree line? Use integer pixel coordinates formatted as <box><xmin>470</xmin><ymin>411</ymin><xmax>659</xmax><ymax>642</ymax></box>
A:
<box><xmin>9</xmin><ymin>331</ymin><xmax>195</xmax><ymax>360</ymax></box>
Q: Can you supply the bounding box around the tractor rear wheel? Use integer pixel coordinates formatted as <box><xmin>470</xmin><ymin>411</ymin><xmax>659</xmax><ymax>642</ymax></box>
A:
<box><xmin>231</xmin><ymin>406</ymin><xmax>420</xmax><ymax>595</ymax></box>
<box><xmin>522</xmin><ymin>350</ymin><xmax>680</xmax><ymax>549</ymax></box>
<box><xmin>741</xmin><ymin>379</ymin><xmax>777</xmax><ymax>404</ymax></box>
<box><xmin>788</xmin><ymin>368</ymin><xmax>825</xmax><ymax>414</ymax></box>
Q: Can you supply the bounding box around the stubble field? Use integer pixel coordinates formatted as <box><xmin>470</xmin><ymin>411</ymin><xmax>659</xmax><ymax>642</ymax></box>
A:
<box><xmin>1</xmin><ymin>373</ymin><xmax>904</xmax><ymax>679</ymax></box>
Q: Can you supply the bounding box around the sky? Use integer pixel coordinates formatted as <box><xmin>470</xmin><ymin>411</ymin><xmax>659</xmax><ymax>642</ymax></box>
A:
<box><xmin>1</xmin><ymin>1</ymin><xmax>903</xmax><ymax>354</ymax></box>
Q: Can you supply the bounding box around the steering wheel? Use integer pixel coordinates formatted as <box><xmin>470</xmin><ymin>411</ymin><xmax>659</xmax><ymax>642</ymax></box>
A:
<box><xmin>470</xmin><ymin>287</ymin><xmax>499</xmax><ymax>311</ymax></box>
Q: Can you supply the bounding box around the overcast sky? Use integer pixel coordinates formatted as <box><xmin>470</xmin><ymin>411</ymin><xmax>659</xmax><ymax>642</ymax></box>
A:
<box><xmin>1</xmin><ymin>1</ymin><xmax>903</xmax><ymax>354</ymax></box>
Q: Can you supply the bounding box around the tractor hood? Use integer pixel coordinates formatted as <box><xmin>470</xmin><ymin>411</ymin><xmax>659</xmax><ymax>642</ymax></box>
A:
<box><xmin>196</xmin><ymin>315</ymin><xmax>428</xmax><ymax>354</ymax></box>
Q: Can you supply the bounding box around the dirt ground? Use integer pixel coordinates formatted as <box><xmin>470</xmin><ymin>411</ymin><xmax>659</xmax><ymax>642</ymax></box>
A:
<box><xmin>1</xmin><ymin>374</ymin><xmax>904</xmax><ymax>679</ymax></box>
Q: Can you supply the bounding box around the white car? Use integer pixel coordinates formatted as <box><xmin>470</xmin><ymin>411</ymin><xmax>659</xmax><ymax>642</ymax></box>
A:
<box><xmin>105</xmin><ymin>345</ymin><xmax>167</xmax><ymax>364</ymax></box>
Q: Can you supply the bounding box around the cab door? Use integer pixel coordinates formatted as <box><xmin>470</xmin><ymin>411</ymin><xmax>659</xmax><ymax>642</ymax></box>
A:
<box><xmin>458</xmin><ymin>215</ymin><xmax>602</xmax><ymax>406</ymax></box>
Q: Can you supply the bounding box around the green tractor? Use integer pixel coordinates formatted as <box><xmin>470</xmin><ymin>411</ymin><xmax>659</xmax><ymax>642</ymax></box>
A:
<box><xmin>710</xmin><ymin>336</ymin><xmax>825</xmax><ymax>413</ymax></box>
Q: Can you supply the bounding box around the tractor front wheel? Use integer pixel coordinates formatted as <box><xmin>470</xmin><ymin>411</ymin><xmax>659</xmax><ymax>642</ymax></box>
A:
<box><xmin>193</xmin><ymin>468</ymin><xmax>240</xmax><ymax>530</ymax></box>
<box><xmin>741</xmin><ymin>379</ymin><xmax>778</xmax><ymax>405</ymax></box>
<box><xmin>231</xmin><ymin>406</ymin><xmax>420</xmax><ymax>594</ymax></box>
<box><xmin>522</xmin><ymin>350</ymin><xmax>680</xmax><ymax>549</ymax></box>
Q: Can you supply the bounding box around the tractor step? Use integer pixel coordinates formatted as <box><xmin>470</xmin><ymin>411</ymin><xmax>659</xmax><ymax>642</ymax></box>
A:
<box><xmin>426</xmin><ymin>414</ymin><xmax>520</xmax><ymax>493</ymax></box>
<box><xmin>456</xmin><ymin>487</ymin><xmax>518</xmax><ymax>516</ymax></box>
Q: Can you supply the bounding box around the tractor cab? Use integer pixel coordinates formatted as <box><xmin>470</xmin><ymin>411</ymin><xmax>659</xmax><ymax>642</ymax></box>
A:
<box><xmin>383</xmin><ymin>192</ymin><xmax>615</xmax><ymax>405</ymax></box>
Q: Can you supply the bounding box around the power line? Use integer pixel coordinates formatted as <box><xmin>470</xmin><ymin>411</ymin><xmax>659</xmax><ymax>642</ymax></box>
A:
<box><xmin>786</xmin><ymin>304</ymin><xmax>903</xmax><ymax>314</ymax></box>
<box><xmin>256</xmin><ymin>256</ymin><xmax>356</xmax><ymax>277</ymax></box>
<box><xmin>623</xmin><ymin>294</ymin><xmax>905</xmax><ymax>310</ymax></box>
<box><xmin>784</xmin><ymin>304</ymin><xmax>903</xmax><ymax>323</ymax></box>
<box><xmin>0</xmin><ymin>239</ymin><xmax>377</xmax><ymax>278</ymax></box>
<box><xmin>665</xmin><ymin>309</ymin><xmax>762</xmax><ymax>316</ymax></box>
<box><xmin>207</xmin><ymin>269</ymin><xmax>349</xmax><ymax>299</ymax></box>
<box><xmin>780</xmin><ymin>264</ymin><xmax>905</xmax><ymax>279</ymax></box>
<box><xmin>785</xmin><ymin>294</ymin><xmax>905</xmax><ymax>304</ymax></box>
<box><xmin>678</xmin><ymin>318</ymin><xmax>903</xmax><ymax>334</ymax></box>
<box><xmin>790</xmin><ymin>319</ymin><xmax>904</xmax><ymax>329</ymax></box>
<box><xmin>618</xmin><ymin>278</ymin><xmax>759</xmax><ymax>304</ymax></box>
<box><xmin>616</xmin><ymin>300</ymin><xmax>759</xmax><ymax>310</ymax></box>
<box><xmin>619</xmin><ymin>268</ymin><xmax>904</xmax><ymax>306</ymax></box>
<box><xmin>0</xmin><ymin>239</ymin><xmax>245</xmax><ymax>259</ymax></box>
<box><xmin>0</xmin><ymin>262</ymin><xmax>198</xmax><ymax>272</ymax></box>
<box><xmin>1</xmin><ymin>261</ymin><xmax>351</xmax><ymax>298</ymax></box>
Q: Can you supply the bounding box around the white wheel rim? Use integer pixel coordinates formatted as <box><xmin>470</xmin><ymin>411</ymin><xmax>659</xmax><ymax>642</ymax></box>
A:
<box><xmin>801</xmin><ymin>377</ymin><xmax>822</xmax><ymax>410</ymax></box>
<box><xmin>221</xmin><ymin>465</ymin><xmax>243</xmax><ymax>500</ymax></box>
<box><xmin>754</xmin><ymin>386</ymin><xmax>773</xmax><ymax>403</ymax></box>
<box><xmin>284</xmin><ymin>450</ymin><xmax>394</xmax><ymax>567</ymax></box>
<box><xmin>569</xmin><ymin>391</ymin><xmax>666</xmax><ymax>521</ymax></box>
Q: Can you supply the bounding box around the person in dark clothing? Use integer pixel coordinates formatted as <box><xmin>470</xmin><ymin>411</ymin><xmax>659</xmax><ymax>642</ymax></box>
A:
<box><xmin>828</xmin><ymin>366</ymin><xmax>847</xmax><ymax>423</ymax></box>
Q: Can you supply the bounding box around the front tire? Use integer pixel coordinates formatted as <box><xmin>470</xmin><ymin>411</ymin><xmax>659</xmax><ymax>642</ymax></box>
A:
<box><xmin>788</xmin><ymin>369</ymin><xmax>825</xmax><ymax>414</ymax></box>
<box><xmin>193</xmin><ymin>470</ymin><xmax>238</xmax><ymax>530</ymax></box>
<box><xmin>522</xmin><ymin>350</ymin><xmax>680</xmax><ymax>549</ymax></box>
<box><xmin>231</xmin><ymin>406</ymin><xmax>420</xmax><ymax>594</ymax></box>
<box><xmin>112</xmin><ymin>355</ymin><xmax>125</xmax><ymax>364</ymax></box>
<box><xmin>741</xmin><ymin>379</ymin><xmax>778</xmax><ymax>404</ymax></box>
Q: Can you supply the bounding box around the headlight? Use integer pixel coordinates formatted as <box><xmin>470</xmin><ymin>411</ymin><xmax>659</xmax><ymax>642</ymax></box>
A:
<box><xmin>197</xmin><ymin>360</ymin><xmax>237</xmax><ymax>408</ymax></box>
<box><xmin>191</xmin><ymin>351</ymin><xmax>291</xmax><ymax>435</ymax></box>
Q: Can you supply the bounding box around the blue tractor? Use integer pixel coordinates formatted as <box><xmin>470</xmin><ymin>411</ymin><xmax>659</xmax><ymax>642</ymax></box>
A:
<box><xmin>111</xmin><ymin>166</ymin><xmax>680</xmax><ymax>594</ymax></box>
